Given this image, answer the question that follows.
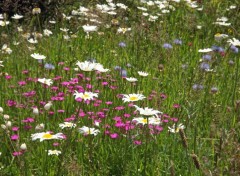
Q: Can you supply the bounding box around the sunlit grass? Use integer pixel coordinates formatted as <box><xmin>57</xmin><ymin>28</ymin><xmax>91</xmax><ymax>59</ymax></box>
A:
<box><xmin>0</xmin><ymin>0</ymin><xmax>239</xmax><ymax>175</ymax></box>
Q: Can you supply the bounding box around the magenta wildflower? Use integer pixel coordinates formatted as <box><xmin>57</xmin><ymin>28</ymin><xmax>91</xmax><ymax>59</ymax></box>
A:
<box><xmin>11</xmin><ymin>134</ymin><xmax>19</xmax><ymax>141</ymax></box>
<box><xmin>53</xmin><ymin>142</ymin><xmax>60</xmax><ymax>146</ymax></box>
<box><xmin>173</xmin><ymin>104</ymin><xmax>181</xmax><ymax>108</ymax></box>
<box><xmin>102</xmin><ymin>82</ymin><xmax>108</xmax><ymax>86</ymax></box>
<box><xmin>12</xmin><ymin>127</ymin><xmax>19</xmax><ymax>131</ymax></box>
<box><xmin>22</xmin><ymin>70</ymin><xmax>29</xmax><ymax>74</ymax></box>
<box><xmin>124</xmin><ymin>114</ymin><xmax>131</xmax><ymax>118</ymax></box>
<box><xmin>7</xmin><ymin>100</ymin><xmax>17</xmax><ymax>107</ymax></box>
<box><xmin>110</xmin><ymin>133</ymin><xmax>119</xmax><ymax>139</ymax></box>
<box><xmin>18</xmin><ymin>81</ymin><xmax>27</xmax><ymax>86</ymax></box>
<box><xmin>134</xmin><ymin>140</ymin><xmax>142</xmax><ymax>145</ymax></box>
<box><xmin>22</xmin><ymin>117</ymin><xmax>34</xmax><ymax>123</ymax></box>
<box><xmin>57</xmin><ymin>110</ymin><xmax>65</xmax><ymax>113</ymax></box>
<box><xmin>13</xmin><ymin>151</ymin><xmax>23</xmax><ymax>156</ymax></box>
<box><xmin>5</xmin><ymin>75</ymin><xmax>12</xmax><ymax>80</ymax></box>
<box><xmin>105</xmin><ymin>101</ymin><xmax>113</xmax><ymax>105</ymax></box>
<box><xmin>64</xmin><ymin>67</ymin><xmax>70</xmax><ymax>71</ymax></box>
<box><xmin>115</xmin><ymin>106</ymin><xmax>125</xmax><ymax>110</ymax></box>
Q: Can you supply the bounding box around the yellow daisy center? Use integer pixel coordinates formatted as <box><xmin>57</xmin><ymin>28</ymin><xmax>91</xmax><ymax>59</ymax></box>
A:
<box><xmin>130</xmin><ymin>96</ymin><xmax>138</xmax><ymax>101</ymax></box>
<box><xmin>43</xmin><ymin>133</ymin><xmax>53</xmax><ymax>139</ymax></box>
<box><xmin>215</xmin><ymin>33</ymin><xmax>221</xmax><ymax>36</ymax></box>
<box><xmin>83</xmin><ymin>94</ymin><xmax>90</xmax><ymax>99</ymax></box>
<box><xmin>142</xmin><ymin>118</ymin><xmax>148</xmax><ymax>123</ymax></box>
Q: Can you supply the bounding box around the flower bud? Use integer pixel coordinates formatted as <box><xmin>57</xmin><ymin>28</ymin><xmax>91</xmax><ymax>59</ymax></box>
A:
<box><xmin>35</xmin><ymin>123</ymin><xmax>45</xmax><ymax>131</ymax></box>
<box><xmin>3</xmin><ymin>114</ymin><xmax>9</xmax><ymax>120</ymax></box>
<box><xmin>20</xmin><ymin>143</ymin><xmax>27</xmax><ymax>150</ymax></box>
<box><xmin>6</xmin><ymin>121</ymin><xmax>12</xmax><ymax>128</ymax></box>
<box><xmin>1</xmin><ymin>124</ymin><xmax>7</xmax><ymax>129</ymax></box>
<box><xmin>32</xmin><ymin>8</ymin><xmax>41</xmax><ymax>15</ymax></box>
<box><xmin>0</xmin><ymin>107</ymin><xmax>3</xmax><ymax>113</ymax></box>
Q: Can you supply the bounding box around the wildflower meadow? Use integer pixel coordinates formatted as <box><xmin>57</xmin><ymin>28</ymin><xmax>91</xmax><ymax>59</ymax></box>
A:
<box><xmin>0</xmin><ymin>0</ymin><xmax>239</xmax><ymax>175</ymax></box>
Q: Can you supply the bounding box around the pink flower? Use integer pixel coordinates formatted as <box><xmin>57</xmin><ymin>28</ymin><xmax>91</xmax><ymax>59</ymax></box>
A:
<box><xmin>13</xmin><ymin>151</ymin><xmax>23</xmax><ymax>156</ymax></box>
<box><xmin>102</xmin><ymin>82</ymin><xmax>108</xmax><ymax>86</ymax></box>
<box><xmin>7</xmin><ymin>100</ymin><xmax>17</xmax><ymax>107</ymax></box>
<box><xmin>110</xmin><ymin>133</ymin><xmax>119</xmax><ymax>139</ymax></box>
<box><xmin>22</xmin><ymin>117</ymin><xmax>35</xmax><ymax>123</ymax></box>
<box><xmin>11</xmin><ymin>134</ymin><xmax>19</xmax><ymax>141</ymax></box>
<box><xmin>53</xmin><ymin>142</ymin><xmax>60</xmax><ymax>146</ymax></box>
<box><xmin>5</xmin><ymin>75</ymin><xmax>12</xmax><ymax>80</ymax></box>
<box><xmin>106</xmin><ymin>101</ymin><xmax>113</xmax><ymax>105</ymax></box>
<box><xmin>124</xmin><ymin>114</ymin><xmax>131</xmax><ymax>118</ymax></box>
<box><xmin>115</xmin><ymin>106</ymin><xmax>125</xmax><ymax>110</ymax></box>
<box><xmin>160</xmin><ymin>93</ymin><xmax>167</xmax><ymax>99</ymax></box>
<box><xmin>22</xmin><ymin>70</ymin><xmax>29</xmax><ymax>74</ymax></box>
<box><xmin>110</xmin><ymin>85</ymin><xmax>118</xmax><ymax>90</ymax></box>
<box><xmin>134</xmin><ymin>140</ymin><xmax>142</xmax><ymax>145</ymax></box>
<box><xmin>18</xmin><ymin>81</ymin><xmax>27</xmax><ymax>86</ymax></box>
<box><xmin>12</xmin><ymin>127</ymin><xmax>19</xmax><ymax>131</ymax></box>
<box><xmin>173</xmin><ymin>104</ymin><xmax>180</xmax><ymax>108</ymax></box>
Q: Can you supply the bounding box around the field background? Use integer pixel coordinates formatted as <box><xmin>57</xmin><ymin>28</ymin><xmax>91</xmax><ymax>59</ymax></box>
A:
<box><xmin>0</xmin><ymin>0</ymin><xmax>239</xmax><ymax>175</ymax></box>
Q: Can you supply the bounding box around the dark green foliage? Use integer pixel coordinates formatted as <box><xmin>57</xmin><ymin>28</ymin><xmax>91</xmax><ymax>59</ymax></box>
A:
<box><xmin>0</xmin><ymin>0</ymin><xmax>77</xmax><ymax>25</ymax></box>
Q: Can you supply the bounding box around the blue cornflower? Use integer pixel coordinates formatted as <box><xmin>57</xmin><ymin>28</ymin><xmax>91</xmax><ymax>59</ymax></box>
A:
<box><xmin>173</xmin><ymin>39</ymin><xmax>182</xmax><ymax>45</ymax></box>
<box><xmin>200</xmin><ymin>62</ymin><xmax>210</xmax><ymax>71</ymax></box>
<box><xmin>119</xmin><ymin>42</ymin><xmax>126</xmax><ymax>47</ymax></box>
<box><xmin>192</xmin><ymin>84</ymin><xmax>204</xmax><ymax>91</ymax></box>
<box><xmin>44</xmin><ymin>63</ymin><xmax>55</xmax><ymax>70</ymax></box>
<box><xmin>163</xmin><ymin>43</ymin><xmax>173</xmax><ymax>49</ymax></box>
<box><xmin>120</xmin><ymin>69</ymin><xmax>127</xmax><ymax>77</ymax></box>
<box><xmin>230</xmin><ymin>45</ymin><xmax>239</xmax><ymax>53</ymax></box>
<box><xmin>114</xmin><ymin>66</ymin><xmax>122</xmax><ymax>70</ymax></box>
<box><xmin>202</xmin><ymin>54</ymin><xmax>212</xmax><ymax>61</ymax></box>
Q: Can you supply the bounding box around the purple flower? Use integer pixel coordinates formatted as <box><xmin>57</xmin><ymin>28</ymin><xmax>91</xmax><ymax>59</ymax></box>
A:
<box><xmin>200</xmin><ymin>62</ymin><xmax>210</xmax><ymax>71</ymax></box>
<box><xmin>202</xmin><ymin>54</ymin><xmax>212</xmax><ymax>61</ymax></box>
<box><xmin>114</xmin><ymin>66</ymin><xmax>122</xmax><ymax>70</ymax></box>
<box><xmin>119</xmin><ymin>42</ymin><xmax>126</xmax><ymax>47</ymax></box>
<box><xmin>173</xmin><ymin>39</ymin><xmax>182</xmax><ymax>45</ymax></box>
<box><xmin>44</xmin><ymin>63</ymin><xmax>55</xmax><ymax>70</ymax></box>
<box><xmin>163</xmin><ymin>43</ymin><xmax>173</xmax><ymax>49</ymax></box>
<box><xmin>120</xmin><ymin>69</ymin><xmax>127</xmax><ymax>77</ymax></box>
<box><xmin>230</xmin><ymin>45</ymin><xmax>239</xmax><ymax>53</ymax></box>
<box><xmin>192</xmin><ymin>84</ymin><xmax>204</xmax><ymax>91</ymax></box>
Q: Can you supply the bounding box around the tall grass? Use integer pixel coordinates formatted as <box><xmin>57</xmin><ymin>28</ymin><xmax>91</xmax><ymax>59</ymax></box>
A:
<box><xmin>0</xmin><ymin>0</ymin><xmax>239</xmax><ymax>175</ymax></box>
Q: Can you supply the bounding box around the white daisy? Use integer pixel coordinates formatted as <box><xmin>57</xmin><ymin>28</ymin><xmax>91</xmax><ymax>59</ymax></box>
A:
<box><xmin>227</xmin><ymin>38</ymin><xmax>240</xmax><ymax>47</ymax></box>
<box><xmin>82</xmin><ymin>25</ymin><xmax>98</xmax><ymax>33</ymax></box>
<box><xmin>168</xmin><ymin>123</ymin><xmax>185</xmax><ymax>133</ymax></box>
<box><xmin>44</xmin><ymin>101</ymin><xmax>52</xmax><ymax>110</ymax></box>
<box><xmin>59</xmin><ymin>122</ymin><xmax>76</xmax><ymax>129</ymax></box>
<box><xmin>133</xmin><ymin>117</ymin><xmax>148</xmax><ymax>125</ymax></box>
<box><xmin>138</xmin><ymin>71</ymin><xmax>149</xmax><ymax>77</ymax></box>
<box><xmin>27</xmin><ymin>38</ymin><xmax>38</xmax><ymax>44</ymax></box>
<box><xmin>31</xmin><ymin>53</ymin><xmax>46</xmax><ymax>60</ymax></box>
<box><xmin>43</xmin><ymin>29</ymin><xmax>53</xmax><ymax>36</ymax></box>
<box><xmin>1</xmin><ymin>44</ymin><xmax>12</xmax><ymax>54</ymax></box>
<box><xmin>73</xmin><ymin>91</ymin><xmax>98</xmax><ymax>101</ymax></box>
<box><xmin>198</xmin><ymin>48</ymin><xmax>213</xmax><ymax>53</ymax></box>
<box><xmin>126</xmin><ymin>77</ymin><xmax>138</xmax><ymax>82</ymax></box>
<box><xmin>31</xmin><ymin>132</ymin><xmax>64</xmax><ymax>142</ymax></box>
<box><xmin>134</xmin><ymin>105</ymin><xmax>162</xmax><ymax>117</ymax></box>
<box><xmin>0</xmin><ymin>61</ymin><xmax>4</xmax><ymax>67</ymax></box>
<box><xmin>79</xmin><ymin>126</ymin><xmax>100</xmax><ymax>136</ymax></box>
<box><xmin>48</xmin><ymin>150</ymin><xmax>61</xmax><ymax>156</ymax></box>
<box><xmin>76</xmin><ymin>61</ymin><xmax>96</xmax><ymax>71</ymax></box>
<box><xmin>11</xmin><ymin>14</ymin><xmax>23</xmax><ymax>20</ymax></box>
<box><xmin>38</xmin><ymin>78</ymin><xmax>53</xmax><ymax>86</ymax></box>
<box><xmin>122</xmin><ymin>93</ymin><xmax>146</xmax><ymax>102</ymax></box>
